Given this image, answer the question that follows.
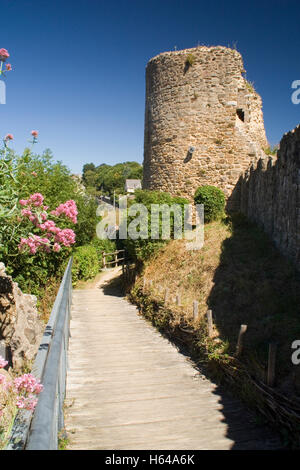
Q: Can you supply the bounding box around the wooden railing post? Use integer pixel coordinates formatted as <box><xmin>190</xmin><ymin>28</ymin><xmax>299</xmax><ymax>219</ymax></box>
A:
<box><xmin>206</xmin><ymin>310</ymin><xmax>213</xmax><ymax>338</ymax></box>
<box><xmin>103</xmin><ymin>252</ymin><xmax>106</xmax><ymax>269</ymax></box>
<box><xmin>235</xmin><ymin>324</ymin><xmax>247</xmax><ymax>357</ymax></box>
<box><xmin>193</xmin><ymin>301</ymin><xmax>199</xmax><ymax>322</ymax></box>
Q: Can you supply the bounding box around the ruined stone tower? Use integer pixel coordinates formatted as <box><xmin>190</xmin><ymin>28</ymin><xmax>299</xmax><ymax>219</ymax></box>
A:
<box><xmin>143</xmin><ymin>46</ymin><xmax>268</xmax><ymax>209</ymax></box>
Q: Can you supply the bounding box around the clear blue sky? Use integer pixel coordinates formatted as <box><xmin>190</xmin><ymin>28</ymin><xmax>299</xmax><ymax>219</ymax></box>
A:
<box><xmin>1</xmin><ymin>0</ymin><xmax>300</xmax><ymax>174</ymax></box>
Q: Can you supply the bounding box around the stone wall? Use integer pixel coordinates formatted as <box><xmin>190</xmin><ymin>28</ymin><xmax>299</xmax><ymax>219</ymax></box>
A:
<box><xmin>143</xmin><ymin>46</ymin><xmax>268</xmax><ymax>210</ymax></box>
<box><xmin>240</xmin><ymin>125</ymin><xmax>300</xmax><ymax>270</ymax></box>
<box><xmin>0</xmin><ymin>263</ymin><xmax>44</xmax><ymax>371</ymax></box>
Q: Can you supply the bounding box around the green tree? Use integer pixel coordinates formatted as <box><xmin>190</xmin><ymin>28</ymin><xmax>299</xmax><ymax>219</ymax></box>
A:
<box><xmin>82</xmin><ymin>161</ymin><xmax>143</xmax><ymax>196</ymax></box>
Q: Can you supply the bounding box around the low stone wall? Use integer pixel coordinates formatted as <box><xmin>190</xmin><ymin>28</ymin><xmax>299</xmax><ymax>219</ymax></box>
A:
<box><xmin>239</xmin><ymin>125</ymin><xmax>300</xmax><ymax>270</ymax></box>
<box><xmin>0</xmin><ymin>263</ymin><xmax>44</xmax><ymax>371</ymax></box>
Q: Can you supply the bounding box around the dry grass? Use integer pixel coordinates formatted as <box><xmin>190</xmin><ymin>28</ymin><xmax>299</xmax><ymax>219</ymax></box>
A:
<box><xmin>0</xmin><ymin>370</ymin><xmax>16</xmax><ymax>450</ymax></box>
<box><xmin>74</xmin><ymin>271</ymin><xmax>105</xmax><ymax>290</ymax></box>
<box><xmin>142</xmin><ymin>215</ymin><xmax>300</xmax><ymax>397</ymax></box>
<box><xmin>36</xmin><ymin>276</ymin><xmax>61</xmax><ymax>324</ymax></box>
<box><xmin>144</xmin><ymin>220</ymin><xmax>230</xmax><ymax>320</ymax></box>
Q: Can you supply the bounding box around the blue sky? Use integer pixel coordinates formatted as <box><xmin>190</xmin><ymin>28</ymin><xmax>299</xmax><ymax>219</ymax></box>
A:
<box><xmin>1</xmin><ymin>0</ymin><xmax>300</xmax><ymax>174</ymax></box>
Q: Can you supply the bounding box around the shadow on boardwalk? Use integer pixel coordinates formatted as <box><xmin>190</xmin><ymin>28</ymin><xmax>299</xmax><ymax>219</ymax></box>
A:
<box><xmin>101</xmin><ymin>273</ymin><xmax>124</xmax><ymax>298</ymax></box>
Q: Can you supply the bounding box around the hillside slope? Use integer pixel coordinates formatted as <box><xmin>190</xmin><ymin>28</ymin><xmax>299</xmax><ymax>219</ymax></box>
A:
<box><xmin>139</xmin><ymin>215</ymin><xmax>300</xmax><ymax>397</ymax></box>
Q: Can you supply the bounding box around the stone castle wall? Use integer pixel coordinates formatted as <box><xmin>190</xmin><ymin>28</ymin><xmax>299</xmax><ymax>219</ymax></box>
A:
<box><xmin>240</xmin><ymin>125</ymin><xmax>300</xmax><ymax>270</ymax></box>
<box><xmin>143</xmin><ymin>46</ymin><xmax>268</xmax><ymax>209</ymax></box>
<box><xmin>0</xmin><ymin>262</ymin><xmax>43</xmax><ymax>371</ymax></box>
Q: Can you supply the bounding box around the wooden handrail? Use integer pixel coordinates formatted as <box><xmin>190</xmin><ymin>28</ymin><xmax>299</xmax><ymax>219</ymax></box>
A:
<box><xmin>102</xmin><ymin>250</ymin><xmax>125</xmax><ymax>269</ymax></box>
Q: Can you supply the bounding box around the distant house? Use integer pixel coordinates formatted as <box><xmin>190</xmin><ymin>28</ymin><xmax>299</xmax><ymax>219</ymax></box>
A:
<box><xmin>124</xmin><ymin>179</ymin><xmax>142</xmax><ymax>194</ymax></box>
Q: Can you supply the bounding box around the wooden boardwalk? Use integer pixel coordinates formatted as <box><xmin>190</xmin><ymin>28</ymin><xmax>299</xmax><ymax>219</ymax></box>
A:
<box><xmin>65</xmin><ymin>268</ymin><xmax>280</xmax><ymax>450</ymax></box>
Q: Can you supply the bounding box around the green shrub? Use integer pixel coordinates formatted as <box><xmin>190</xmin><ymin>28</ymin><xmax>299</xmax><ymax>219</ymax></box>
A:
<box><xmin>90</xmin><ymin>237</ymin><xmax>116</xmax><ymax>267</ymax></box>
<box><xmin>185</xmin><ymin>54</ymin><xmax>195</xmax><ymax>67</ymax></box>
<box><xmin>72</xmin><ymin>245</ymin><xmax>99</xmax><ymax>285</ymax></box>
<box><xmin>194</xmin><ymin>185</ymin><xmax>225</xmax><ymax>223</ymax></box>
<box><xmin>263</xmin><ymin>146</ymin><xmax>278</xmax><ymax>156</ymax></box>
<box><xmin>119</xmin><ymin>190</ymin><xmax>189</xmax><ymax>263</ymax></box>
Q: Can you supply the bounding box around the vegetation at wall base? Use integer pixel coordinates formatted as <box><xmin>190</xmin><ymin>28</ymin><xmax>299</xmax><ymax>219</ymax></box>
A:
<box><xmin>194</xmin><ymin>185</ymin><xmax>225</xmax><ymax>223</ymax></box>
<box><xmin>126</xmin><ymin>213</ymin><xmax>300</xmax><ymax>447</ymax></box>
<box><xmin>118</xmin><ymin>189</ymin><xmax>189</xmax><ymax>263</ymax></box>
<box><xmin>129</xmin><ymin>282</ymin><xmax>299</xmax><ymax>448</ymax></box>
<box><xmin>72</xmin><ymin>238</ymin><xmax>116</xmax><ymax>287</ymax></box>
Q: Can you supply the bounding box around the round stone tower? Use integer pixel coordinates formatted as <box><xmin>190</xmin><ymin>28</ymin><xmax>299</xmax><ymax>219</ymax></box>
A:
<box><xmin>143</xmin><ymin>46</ymin><xmax>268</xmax><ymax>210</ymax></box>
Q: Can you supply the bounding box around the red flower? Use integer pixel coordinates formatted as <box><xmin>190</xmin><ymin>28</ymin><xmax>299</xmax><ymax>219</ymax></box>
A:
<box><xmin>31</xmin><ymin>130</ymin><xmax>38</xmax><ymax>138</ymax></box>
<box><xmin>4</xmin><ymin>133</ymin><xmax>13</xmax><ymax>141</ymax></box>
<box><xmin>0</xmin><ymin>48</ymin><xmax>9</xmax><ymax>62</ymax></box>
<box><xmin>5</xmin><ymin>63</ymin><xmax>12</xmax><ymax>71</ymax></box>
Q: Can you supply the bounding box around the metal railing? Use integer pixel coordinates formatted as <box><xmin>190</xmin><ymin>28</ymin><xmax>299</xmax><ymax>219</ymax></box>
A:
<box><xmin>7</xmin><ymin>257</ymin><xmax>73</xmax><ymax>450</ymax></box>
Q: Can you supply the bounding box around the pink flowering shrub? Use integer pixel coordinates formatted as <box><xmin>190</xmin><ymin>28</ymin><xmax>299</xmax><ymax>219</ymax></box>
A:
<box><xmin>0</xmin><ymin>357</ymin><xmax>8</xmax><ymax>369</ymax></box>
<box><xmin>0</xmin><ymin>356</ymin><xmax>43</xmax><ymax>428</ymax></box>
<box><xmin>18</xmin><ymin>193</ymin><xmax>78</xmax><ymax>255</ymax></box>
<box><xmin>0</xmin><ymin>48</ymin><xmax>12</xmax><ymax>77</ymax></box>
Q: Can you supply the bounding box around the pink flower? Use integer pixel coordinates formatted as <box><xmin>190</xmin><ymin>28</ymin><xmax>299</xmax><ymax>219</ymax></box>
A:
<box><xmin>21</xmin><ymin>208</ymin><xmax>33</xmax><ymax>218</ymax></box>
<box><xmin>19</xmin><ymin>199</ymin><xmax>28</xmax><ymax>206</ymax></box>
<box><xmin>38</xmin><ymin>219</ymin><xmax>59</xmax><ymax>234</ymax></box>
<box><xmin>14</xmin><ymin>373</ymin><xmax>43</xmax><ymax>395</ymax></box>
<box><xmin>31</xmin><ymin>171</ymin><xmax>37</xmax><ymax>177</ymax></box>
<box><xmin>55</xmin><ymin>228</ymin><xmax>76</xmax><ymax>247</ymax></box>
<box><xmin>16</xmin><ymin>395</ymin><xmax>38</xmax><ymax>411</ymax></box>
<box><xmin>0</xmin><ymin>356</ymin><xmax>8</xmax><ymax>369</ymax></box>
<box><xmin>4</xmin><ymin>133</ymin><xmax>13</xmax><ymax>141</ymax></box>
<box><xmin>0</xmin><ymin>48</ymin><xmax>9</xmax><ymax>61</ymax></box>
<box><xmin>18</xmin><ymin>235</ymin><xmax>50</xmax><ymax>254</ymax></box>
<box><xmin>53</xmin><ymin>243</ymin><xmax>61</xmax><ymax>252</ymax></box>
<box><xmin>5</xmin><ymin>63</ymin><xmax>12</xmax><ymax>71</ymax></box>
<box><xmin>29</xmin><ymin>193</ymin><xmax>44</xmax><ymax>207</ymax></box>
<box><xmin>31</xmin><ymin>130</ymin><xmax>38</xmax><ymax>138</ymax></box>
<box><xmin>51</xmin><ymin>200</ymin><xmax>78</xmax><ymax>224</ymax></box>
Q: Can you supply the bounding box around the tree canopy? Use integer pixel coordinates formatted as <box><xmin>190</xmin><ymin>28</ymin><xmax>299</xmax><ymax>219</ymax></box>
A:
<box><xmin>82</xmin><ymin>161</ymin><xmax>143</xmax><ymax>196</ymax></box>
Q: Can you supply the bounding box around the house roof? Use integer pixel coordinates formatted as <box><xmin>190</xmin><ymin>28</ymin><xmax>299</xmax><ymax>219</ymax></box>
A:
<box><xmin>125</xmin><ymin>179</ymin><xmax>142</xmax><ymax>190</ymax></box>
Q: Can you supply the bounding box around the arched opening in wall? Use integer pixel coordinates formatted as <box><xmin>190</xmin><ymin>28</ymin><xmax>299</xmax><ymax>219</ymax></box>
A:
<box><xmin>236</xmin><ymin>108</ymin><xmax>245</xmax><ymax>122</ymax></box>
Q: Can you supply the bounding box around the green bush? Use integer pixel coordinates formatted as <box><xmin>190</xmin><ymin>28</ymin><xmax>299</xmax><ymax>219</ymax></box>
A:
<box><xmin>194</xmin><ymin>185</ymin><xmax>225</xmax><ymax>223</ymax></box>
<box><xmin>72</xmin><ymin>245</ymin><xmax>99</xmax><ymax>286</ymax></box>
<box><xmin>90</xmin><ymin>238</ymin><xmax>116</xmax><ymax>267</ymax></box>
<box><xmin>119</xmin><ymin>190</ymin><xmax>189</xmax><ymax>262</ymax></box>
<box><xmin>185</xmin><ymin>54</ymin><xmax>195</xmax><ymax>67</ymax></box>
<box><xmin>0</xmin><ymin>148</ymin><xmax>99</xmax><ymax>296</ymax></box>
